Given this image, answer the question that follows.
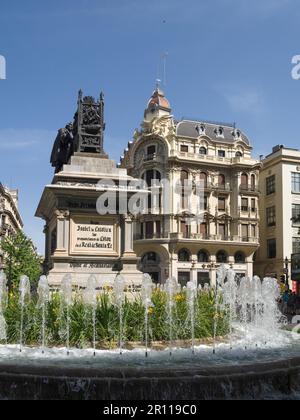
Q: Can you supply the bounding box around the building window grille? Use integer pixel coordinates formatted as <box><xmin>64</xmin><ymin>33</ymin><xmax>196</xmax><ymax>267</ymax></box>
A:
<box><xmin>292</xmin><ymin>173</ymin><xmax>300</xmax><ymax>193</ymax></box>
<box><xmin>266</xmin><ymin>175</ymin><xmax>276</xmax><ymax>196</ymax></box>
<box><xmin>266</xmin><ymin>206</ymin><xmax>276</xmax><ymax>227</ymax></box>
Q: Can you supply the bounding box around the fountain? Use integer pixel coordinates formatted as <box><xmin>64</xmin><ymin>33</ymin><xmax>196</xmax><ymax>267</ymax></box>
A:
<box><xmin>61</xmin><ymin>274</ymin><xmax>73</xmax><ymax>355</ymax></box>
<box><xmin>37</xmin><ymin>276</ymin><xmax>50</xmax><ymax>353</ymax></box>
<box><xmin>0</xmin><ymin>267</ymin><xmax>299</xmax><ymax>400</ymax></box>
<box><xmin>19</xmin><ymin>275</ymin><xmax>30</xmax><ymax>353</ymax></box>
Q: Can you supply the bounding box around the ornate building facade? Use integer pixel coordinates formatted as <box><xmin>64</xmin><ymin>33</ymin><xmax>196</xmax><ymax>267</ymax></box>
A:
<box><xmin>120</xmin><ymin>88</ymin><xmax>261</xmax><ymax>286</ymax></box>
<box><xmin>0</xmin><ymin>183</ymin><xmax>23</xmax><ymax>268</ymax></box>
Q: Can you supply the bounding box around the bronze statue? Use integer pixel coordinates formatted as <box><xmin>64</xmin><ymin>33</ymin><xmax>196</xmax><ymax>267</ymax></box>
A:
<box><xmin>50</xmin><ymin>123</ymin><xmax>74</xmax><ymax>173</ymax></box>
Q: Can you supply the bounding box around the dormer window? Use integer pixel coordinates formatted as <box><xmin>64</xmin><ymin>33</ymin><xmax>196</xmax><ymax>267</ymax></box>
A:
<box><xmin>196</xmin><ymin>124</ymin><xmax>206</xmax><ymax>135</ymax></box>
<box><xmin>215</xmin><ymin>127</ymin><xmax>224</xmax><ymax>138</ymax></box>
<box><xmin>199</xmin><ymin>147</ymin><xmax>207</xmax><ymax>156</ymax></box>
<box><xmin>236</xmin><ymin>151</ymin><xmax>243</xmax><ymax>158</ymax></box>
<box><xmin>233</xmin><ymin>129</ymin><xmax>241</xmax><ymax>139</ymax></box>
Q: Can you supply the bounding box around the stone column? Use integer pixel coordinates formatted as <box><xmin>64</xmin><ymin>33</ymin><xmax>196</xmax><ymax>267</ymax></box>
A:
<box><xmin>122</xmin><ymin>214</ymin><xmax>135</xmax><ymax>257</ymax></box>
<box><xmin>55</xmin><ymin>210</ymin><xmax>70</xmax><ymax>253</ymax></box>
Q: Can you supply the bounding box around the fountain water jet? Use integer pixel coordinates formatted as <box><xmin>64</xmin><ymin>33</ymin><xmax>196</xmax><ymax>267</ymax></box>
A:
<box><xmin>19</xmin><ymin>275</ymin><xmax>30</xmax><ymax>352</ymax></box>
<box><xmin>187</xmin><ymin>281</ymin><xmax>197</xmax><ymax>355</ymax></box>
<box><xmin>213</xmin><ymin>266</ymin><xmax>227</xmax><ymax>354</ymax></box>
<box><xmin>0</xmin><ymin>271</ymin><xmax>7</xmax><ymax>343</ymax></box>
<box><xmin>61</xmin><ymin>274</ymin><xmax>73</xmax><ymax>355</ymax></box>
<box><xmin>114</xmin><ymin>275</ymin><xmax>125</xmax><ymax>355</ymax></box>
<box><xmin>83</xmin><ymin>275</ymin><xmax>98</xmax><ymax>356</ymax></box>
<box><xmin>141</xmin><ymin>274</ymin><xmax>154</xmax><ymax>358</ymax></box>
<box><xmin>164</xmin><ymin>277</ymin><xmax>179</xmax><ymax>357</ymax></box>
<box><xmin>223</xmin><ymin>269</ymin><xmax>238</xmax><ymax>350</ymax></box>
<box><xmin>37</xmin><ymin>276</ymin><xmax>50</xmax><ymax>354</ymax></box>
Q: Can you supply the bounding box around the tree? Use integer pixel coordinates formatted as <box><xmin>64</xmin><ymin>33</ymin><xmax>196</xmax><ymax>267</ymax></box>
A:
<box><xmin>0</xmin><ymin>231</ymin><xmax>42</xmax><ymax>292</ymax></box>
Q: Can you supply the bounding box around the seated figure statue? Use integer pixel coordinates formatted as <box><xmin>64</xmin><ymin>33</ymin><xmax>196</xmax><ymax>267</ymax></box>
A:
<box><xmin>50</xmin><ymin>123</ymin><xmax>74</xmax><ymax>173</ymax></box>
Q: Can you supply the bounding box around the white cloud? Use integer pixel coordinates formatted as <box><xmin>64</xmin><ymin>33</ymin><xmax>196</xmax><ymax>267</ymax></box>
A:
<box><xmin>0</xmin><ymin>128</ymin><xmax>55</xmax><ymax>151</ymax></box>
<box><xmin>216</xmin><ymin>85</ymin><xmax>266</xmax><ymax>116</ymax></box>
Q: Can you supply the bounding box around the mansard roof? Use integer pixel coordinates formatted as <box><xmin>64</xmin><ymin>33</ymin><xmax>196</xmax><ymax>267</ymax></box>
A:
<box><xmin>176</xmin><ymin>119</ymin><xmax>250</xmax><ymax>146</ymax></box>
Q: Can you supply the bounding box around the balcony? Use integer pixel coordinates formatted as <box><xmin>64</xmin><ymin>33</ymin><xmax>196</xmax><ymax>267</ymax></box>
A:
<box><xmin>134</xmin><ymin>233</ymin><xmax>168</xmax><ymax>241</ymax></box>
<box><xmin>239</xmin><ymin>185</ymin><xmax>260</xmax><ymax>195</ymax></box>
<box><xmin>238</xmin><ymin>207</ymin><xmax>259</xmax><ymax>218</ymax></box>
<box><xmin>168</xmin><ymin>233</ymin><xmax>259</xmax><ymax>244</ymax></box>
<box><xmin>213</xmin><ymin>183</ymin><xmax>231</xmax><ymax>193</ymax></box>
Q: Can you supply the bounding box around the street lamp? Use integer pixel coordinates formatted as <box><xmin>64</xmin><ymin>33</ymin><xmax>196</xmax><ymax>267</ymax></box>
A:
<box><xmin>285</xmin><ymin>257</ymin><xmax>289</xmax><ymax>286</ymax></box>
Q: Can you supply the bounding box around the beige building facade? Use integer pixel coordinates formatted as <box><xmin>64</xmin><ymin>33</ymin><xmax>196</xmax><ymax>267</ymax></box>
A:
<box><xmin>121</xmin><ymin>89</ymin><xmax>261</xmax><ymax>286</ymax></box>
<box><xmin>255</xmin><ymin>146</ymin><xmax>300</xmax><ymax>292</ymax></box>
<box><xmin>0</xmin><ymin>183</ymin><xmax>24</xmax><ymax>268</ymax></box>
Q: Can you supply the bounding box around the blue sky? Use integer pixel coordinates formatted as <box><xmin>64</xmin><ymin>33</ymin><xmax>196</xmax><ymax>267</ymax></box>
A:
<box><xmin>0</xmin><ymin>0</ymin><xmax>300</xmax><ymax>253</ymax></box>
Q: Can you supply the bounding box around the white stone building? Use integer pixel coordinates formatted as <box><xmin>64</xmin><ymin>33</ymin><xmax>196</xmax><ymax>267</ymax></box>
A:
<box><xmin>120</xmin><ymin>88</ymin><xmax>261</xmax><ymax>286</ymax></box>
<box><xmin>254</xmin><ymin>145</ymin><xmax>300</xmax><ymax>293</ymax></box>
<box><xmin>0</xmin><ymin>183</ymin><xmax>23</xmax><ymax>268</ymax></box>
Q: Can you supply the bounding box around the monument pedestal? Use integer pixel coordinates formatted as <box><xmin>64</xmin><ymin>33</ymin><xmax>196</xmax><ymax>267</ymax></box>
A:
<box><xmin>36</xmin><ymin>154</ymin><xmax>146</xmax><ymax>288</ymax></box>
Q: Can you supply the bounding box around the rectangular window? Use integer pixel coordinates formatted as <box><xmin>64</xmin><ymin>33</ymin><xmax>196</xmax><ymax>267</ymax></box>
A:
<box><xmin>180</xmin><ymin>145</ymin><xmax>189</xmax><ymax>153</ymax></box>
<box><xmin>251</xmin><ymin>225</ymin><xmax>256</xmax><ymax>238</ymax></box>
<box><xmin>181</xmin><ymin>221</ymin><xmax>189</xmax><ymax>238</ymax></box>
<box><xmin>146</xmin><ymin>145</ymin><xmax>156</xmax><ymax>160</ymax></box>
<box><xmin>293</xmin><ymin>238</ymin><xmax>300</xmax><ymax>254</ymax></box>
<box><xmin>292</xmin><ymin>173</ymin><xmax>300</xmax><ymax>193</ymax></box>
<box><xmin>156</xmin><ymin>221</ymin><xmax>161</xmax><ymax>237</ymax></box>
<box><xmin>241</xmin><ymin>198</ymin><xmax>248</xmax><ymax>212</ymax></box>
<box><xmin>251</xmin><ymin>199</ymin><xmax>256</xmax><ymax>212</ymax></box>
<box><xmin>266</xmin><ymin>206</ymin><xmax>276</xmax><ymax>227</ymax></box>
<box><xmin>146</xmin><ymin>221</ymin><xmax>154</xmax><ymax>239</ymax></box>
<box><xmin>200</xmin><ymin>223</ymin><xmax>207</xmax><ymax>237</ymax></box>
<box><xmin>218</xmin><ymin>197</ymin><xmax>226</xmax><ymax>211</ymax></box>
<box><xmin>203</xmin><ymin>196</ymin><xmax>208</xmax><ymax>211</ymax></box>
<box><xmin>242</xmin><ymin>224</ymin><xmax>248</xmax><ymax>241</ymax></box>
<box><xmin>219</xmin><ymin>224</ymin><xmax>226</xmax><ymax>239</ymax></box>
<box><xmin>292</xmin><ymin>204</ymin><xmax>300</xmax><ymax>223</ymax></box>
<box><xmin>218</xmin><ymin>150</ymin><xmax>226</xmax><ymax>158</ymax></box>
<box><xmin>178</xmin><ymin>272</ymin><xmax>191</xmax><ymax>288</ymax></box>
<box><xmin>266</xmin><ymin>175</ymin><xmax>276</xmax><ymax>196</ymax></box>
<box><xmin>267</xmin><ymin>239</ymin><xmax>277</xmax><ymax>259</ymax></box>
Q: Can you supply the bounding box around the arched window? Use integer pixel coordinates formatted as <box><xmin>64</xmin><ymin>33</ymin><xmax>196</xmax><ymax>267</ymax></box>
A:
<box><xmin>235</xmin><ymin>252</ymin><xmax>246</xmax><ymax>264</ymax></box>
<box><xmin>178</xmin><ymin>249</ymin><xmax>191</xmax><ymax>262</ymax></box>
<box><xmin>236</xmin><ymin>151</ymin><xmax>243</xmax><ymax>158</ymax></box>
<box><xmin>198</xmin><ymin>250</ymin><xmax>209</xmax><ymax>263</ymax></box>
<box><xmin>199</xmin><ymin>147</ymin><xmax>207</xmax><ymax>155</ymax></box>
<box><xmin>241</xmin><ymin>173</ymin><xmax>248</xmax><ymax>186</ymax></box>
<box><xmin>142</xmin><ymin>252</ymin><xmax>159</xmax><ymax>264</ymax></box>
<box><xmin>216</xmin><ymin>250</ymin><xmax>228</xmax><ymax>263</ymax></box>
<box><xmin>200</xmin><ymin>172</ymin><xmax>208</xmax><ymax>188</ymax></box>
<box><xmin>218</xmin><ymin>174</ymin><xmax>226</xmax><ymax>186</ymax></box>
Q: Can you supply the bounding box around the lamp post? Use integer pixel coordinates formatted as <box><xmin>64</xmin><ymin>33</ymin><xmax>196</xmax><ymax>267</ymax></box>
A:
<box><xmin>285</xmin><ymin>257</ymin><xmax>290</xmax><ymax>286</ymax></box>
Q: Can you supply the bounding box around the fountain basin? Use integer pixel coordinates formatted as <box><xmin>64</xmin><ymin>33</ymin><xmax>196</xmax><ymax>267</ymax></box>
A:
<box><xmin>0</xmin><ymin>335</ymin><xmax>300</xmax><ymax>400</ymax></box>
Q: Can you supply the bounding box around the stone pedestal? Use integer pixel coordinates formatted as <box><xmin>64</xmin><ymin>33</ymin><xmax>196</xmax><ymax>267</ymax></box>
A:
<box><xmin>36</xmin><ymin>155</ymin><xmax>145</xmax><ymax>288</ymax></box>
